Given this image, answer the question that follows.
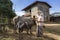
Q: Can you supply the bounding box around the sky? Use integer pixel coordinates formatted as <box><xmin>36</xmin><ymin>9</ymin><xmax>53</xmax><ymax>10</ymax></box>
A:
<box><xmin>11</xmin><ymin>0</ymin><xmax>60</xmax><ymax>16</ymax></box>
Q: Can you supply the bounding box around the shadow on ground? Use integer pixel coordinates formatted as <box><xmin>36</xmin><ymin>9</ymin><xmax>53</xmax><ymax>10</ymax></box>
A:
<box><xmin>0</xmin><ymin>33</ymin><xmax>55</xmax><ymax>40</ymax></box>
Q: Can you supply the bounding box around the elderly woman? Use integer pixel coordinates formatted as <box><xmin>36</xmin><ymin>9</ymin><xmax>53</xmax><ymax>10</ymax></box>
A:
<box><xmin>36</xmin><ymin>11</ymin><xmax>44</xmax><ymax>37</ymax></box>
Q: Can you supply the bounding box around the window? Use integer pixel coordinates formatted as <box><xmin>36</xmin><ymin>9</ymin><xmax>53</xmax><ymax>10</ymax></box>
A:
<box><xmin>30</xmin><ymin>9</ymin><xmax>31</xmax><ymax>14</ymax></box>
<box><xmin>38</xmin><ymin>6</ymin><xmax>43</xmax><ymax>11</ymax></box>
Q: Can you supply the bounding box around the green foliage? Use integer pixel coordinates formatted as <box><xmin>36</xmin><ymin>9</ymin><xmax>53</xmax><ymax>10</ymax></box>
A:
<box><xmin>0</xmin><ymin>0</ymin><xmax>16</xmax><ymax>19</ymax></box>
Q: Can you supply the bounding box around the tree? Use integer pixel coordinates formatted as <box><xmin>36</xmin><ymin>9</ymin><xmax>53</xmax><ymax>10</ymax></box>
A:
<box><xmin>0</xmin><ymin>0</ymin><xmax>16</xmax><ymax>19</ymax></box>
<box><xmin>0</xmin><ymin>0</ymin><xmax>16</xmax><ymax>33</ymax></box>
<box><xmin>0</xmin><ymin>0</ymin><xmax>16</xmax><ymax>24</ymax></box>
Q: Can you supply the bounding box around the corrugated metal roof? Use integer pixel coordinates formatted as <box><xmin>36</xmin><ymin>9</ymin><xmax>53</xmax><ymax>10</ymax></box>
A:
<box><xmin>51</xmin><ymin>12</ymin><xmax>60</xmax><ymax>17</ymax></box>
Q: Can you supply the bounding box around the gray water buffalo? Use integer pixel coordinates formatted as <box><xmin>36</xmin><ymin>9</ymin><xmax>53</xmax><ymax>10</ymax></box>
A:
<box><xmin>13</xmin><ymin>16</ymin><xmax>36</xmax><ymax>34</ymax></box>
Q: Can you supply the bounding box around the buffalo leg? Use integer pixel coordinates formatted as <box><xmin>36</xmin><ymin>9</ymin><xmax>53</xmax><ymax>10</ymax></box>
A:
<box><xmin>30</xmin><ymin>27</ymin><xmax>32</xmax><ymax>34</ymax></box>
<box><xmin>19</xmin><ymin>28</ymin><xmax>23</xmax><ymax>33</ymax></box>
<box><xmin>27</xmin><ymin>29</ymin><xmax>29</xmax><ymax>34</ymax></box>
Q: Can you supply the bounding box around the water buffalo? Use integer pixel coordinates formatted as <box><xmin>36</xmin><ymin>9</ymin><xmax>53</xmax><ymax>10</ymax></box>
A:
<box><xmin>13</xmin><ymin>16</ymin><xmax>36</xmax><ymax>34</ymax></box>
<box><xmin>13</xmin><ymin>16</ymin><xmax>23</xmax><ymax>33</ymax></box>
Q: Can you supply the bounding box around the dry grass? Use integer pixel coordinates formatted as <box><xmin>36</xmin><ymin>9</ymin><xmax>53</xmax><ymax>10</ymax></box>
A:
<box><xmin>44</xmin><ymin>24</ymin><xmax>60</xmax><ymax>35</ymax></box>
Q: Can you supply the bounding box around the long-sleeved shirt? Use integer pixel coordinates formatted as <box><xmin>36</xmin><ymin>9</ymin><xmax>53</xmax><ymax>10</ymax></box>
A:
<box><xmin>36</xmin><ymin>15</ymin><xmax>44</xmax><ymax>26</ymax></box>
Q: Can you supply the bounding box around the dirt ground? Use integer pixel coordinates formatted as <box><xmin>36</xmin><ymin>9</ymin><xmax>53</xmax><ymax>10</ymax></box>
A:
<box><xmin>0</xmin><ymin>32</ymin><xmax>55</xmax><ymax>40</ymax></box>
<box><xmin>0</xmin><ymin>24</ymin><xmax>59</xmax><ymax>40</ymax></box>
